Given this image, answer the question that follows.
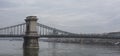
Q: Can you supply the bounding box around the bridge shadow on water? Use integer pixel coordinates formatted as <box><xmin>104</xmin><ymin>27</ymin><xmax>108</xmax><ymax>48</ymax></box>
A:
<box><xmin>23</xmin><ymin>42</ymin><xmax>58</xmax><ymax>56</ymax></box>
<box><xmin>23</xmin><ymin>48</ymin><xmax>39</xmax><ymax>56</ymax></box>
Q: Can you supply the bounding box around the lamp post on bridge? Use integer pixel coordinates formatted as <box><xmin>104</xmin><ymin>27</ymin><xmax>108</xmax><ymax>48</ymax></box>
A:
<box><xmin>23</xmin><ymin>16</ymin><xmax>39</xmax><ymax>48</ymax></box>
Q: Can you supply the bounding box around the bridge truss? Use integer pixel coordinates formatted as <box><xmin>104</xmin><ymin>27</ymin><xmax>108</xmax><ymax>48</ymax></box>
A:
<box><xmin>0</xmin><ymin>23</ymin><xmax>75</xmax><ymax>37</ymax></box>
<box><xmin>0</xmin><ymin>22</ymin><xmax>120</xmax><ymax>39</ymax></box>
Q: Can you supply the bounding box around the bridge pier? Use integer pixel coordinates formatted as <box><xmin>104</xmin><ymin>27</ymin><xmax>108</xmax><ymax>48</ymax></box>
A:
<box><xmin>23</xmin><ymin>16</ymin><xmax>39</xmax><ymax>48</ymax></box>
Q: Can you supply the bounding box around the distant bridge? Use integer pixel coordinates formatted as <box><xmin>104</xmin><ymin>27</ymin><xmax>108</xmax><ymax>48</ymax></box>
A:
<box><xmin>0</xmin><ymin>16</ymin><xmax>119</xmax><ymax>48</ymax></box>
<box><xmin>0</xmin><ymin>22</ymin><xmax>119</xmax><ymax>39</ymax></box>
<box><xmin>0</xmin><ymin>22</ymin><xmax>75</xmax><ymax>37</ymax></box>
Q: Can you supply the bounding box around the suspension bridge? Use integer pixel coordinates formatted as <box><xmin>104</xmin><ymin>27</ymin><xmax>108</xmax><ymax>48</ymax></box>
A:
<box><xmin>0</xmin><ymin>17</ymin><xmax>76</xmax><ymax>38</ymax></box>
<box><xmin>0</xmin><ymin>16</ymin><xmax>120</xmax><ymax>48</ymax></box>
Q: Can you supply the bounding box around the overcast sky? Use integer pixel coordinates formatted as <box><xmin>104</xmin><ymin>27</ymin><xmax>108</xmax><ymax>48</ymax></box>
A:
<box><xmin>0</xmin><ymin>0</ymin><xmax>120</xmax><ymax>34</ymax></box>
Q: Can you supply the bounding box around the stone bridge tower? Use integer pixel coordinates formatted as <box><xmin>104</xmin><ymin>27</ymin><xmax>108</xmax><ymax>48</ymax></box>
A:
<box><xmin>23</xmin><ymin>16</ymin><xmax>39</xmax><ymax>48</ymax></box>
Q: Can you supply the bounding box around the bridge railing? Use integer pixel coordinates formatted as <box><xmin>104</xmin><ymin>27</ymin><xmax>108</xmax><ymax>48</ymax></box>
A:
<box><xmin>37</xmin><ymin>23</ymin><xmax>75</xmax><ymax>35</ymax></box>
<box><xmin>0</xmin><ymin>23</ymin><xmax>26</xmax><ymax>36</ymax></box>
<box><xmin>0</xmin><ymin>22</ymin><xmax>76</xmax><ymax>37</ymax></box>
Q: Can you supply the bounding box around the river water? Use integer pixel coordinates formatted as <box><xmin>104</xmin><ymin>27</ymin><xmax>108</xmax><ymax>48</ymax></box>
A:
<box><xmin>0</xmin><ymin>40</ymin><xmax>120</xmax><ymax>56</ymax></box>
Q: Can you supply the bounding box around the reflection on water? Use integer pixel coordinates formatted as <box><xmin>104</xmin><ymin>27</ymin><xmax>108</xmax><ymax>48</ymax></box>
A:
<box><xmin>0</xmin><ymin>40</ymin><xmax>120</xmax><ymax>56</ymax></box>
<box><xmin>23</xmin><ymin>42</ymin><xmax>58</xmax><ymax>56</ymax></box>
<box><xmin>49</xmin><ymin>42</ymin><xmax>57</xmax><ymax>56</ymax></box>
<box><xmin>23</xmin><ymin>48</ymin><xmax>39</xmax><ymax>56</ymax></box>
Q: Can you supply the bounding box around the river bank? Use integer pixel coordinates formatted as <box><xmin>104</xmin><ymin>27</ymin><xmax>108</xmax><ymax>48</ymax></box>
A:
<box><xmin>45</xmin><ymin>38</ymin><xmax>120</xmax><ymax>46</ymax></box>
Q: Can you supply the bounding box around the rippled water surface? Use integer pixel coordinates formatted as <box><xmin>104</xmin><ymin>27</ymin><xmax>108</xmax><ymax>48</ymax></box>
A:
<box><xmin>0</xmin><ymin>40</ymin><xmax>120</xmax><ymax>56</ymax></box>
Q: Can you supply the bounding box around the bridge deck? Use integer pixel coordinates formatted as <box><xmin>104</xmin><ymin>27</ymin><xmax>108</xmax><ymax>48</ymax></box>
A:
<box><xmin>0</xmin><ymin>34</ymin><xmax>120</xmax><ymax>39</ymax></box>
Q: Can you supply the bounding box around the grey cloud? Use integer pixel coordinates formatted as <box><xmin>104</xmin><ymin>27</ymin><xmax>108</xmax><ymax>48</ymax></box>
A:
<box><xmin>0</xmin><ymin>0</ymin><xmax>19</xmax><ymax>8</ymax></box>
<box><xmin>0</xmin><ymin>0</ymin><xmax>120</xmax><ymax>33</ymax></box>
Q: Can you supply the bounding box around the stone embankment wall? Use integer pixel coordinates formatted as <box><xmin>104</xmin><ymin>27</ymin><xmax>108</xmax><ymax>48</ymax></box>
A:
<box><xmin>47</xmin><ymin>38</ymin><xmax>120</xmax><ymax>45</ymax></box>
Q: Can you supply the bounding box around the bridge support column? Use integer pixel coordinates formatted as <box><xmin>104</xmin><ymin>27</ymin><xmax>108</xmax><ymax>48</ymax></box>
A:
<box><xmin>23</xmin><ymin>16</ymin><xmax>39</xmax><ymax>48</ymax></box>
